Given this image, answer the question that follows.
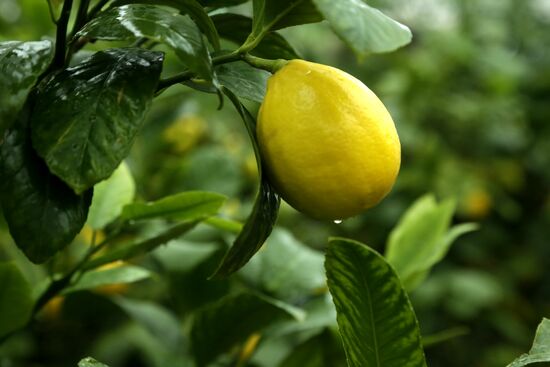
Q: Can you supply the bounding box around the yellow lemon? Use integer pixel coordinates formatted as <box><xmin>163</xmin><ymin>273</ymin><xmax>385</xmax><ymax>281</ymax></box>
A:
<box><xmin>257</xmin><ymin>60</ymin><xmax>400</xmax><ymax>220</ymax></box>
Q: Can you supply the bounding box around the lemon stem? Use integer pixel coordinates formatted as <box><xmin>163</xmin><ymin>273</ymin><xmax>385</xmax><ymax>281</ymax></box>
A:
<box><xmin>242</xmin><ymin>54</ymin><xmax>288</xmax><ymax>73</ymax></box>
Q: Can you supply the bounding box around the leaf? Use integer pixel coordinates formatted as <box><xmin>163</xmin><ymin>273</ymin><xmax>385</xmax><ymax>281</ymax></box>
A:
<box><xmin>0</xmin><ymin>109</ymin><xmax>92</xmax><ymax>264</ymax></box>
<box><xmin>87</xmin><ymin>161</ymin><xmax>135</xmax><ymax>230</ymax></box>
<box><xmin>212</xmin><ymin>13</ymin><xmax>301</xmax><ymax>60</ymax></box>
<box><xmin>198</xmin><ymin>0</ymin><xmax>250</xmax><ymax>7</ymax></box>
<box><xmin>0</xmin><ymin>262</ymin><xmax>34</xmax><ymax>338</ymax></box>
<box><xmin>210</xmin><ymin>88</ymin><xmax>280</xmax><ymax>278</ymax></box>
<box><xmin>121</xmin><ymin>191</ymin><xmax>226</xmax><ymax>221</ymax></box>
<box><xmin>278</xmin><ymin>329</ymin><xmax>347</xmax><ymax>367</ymax></box>
<box><xmin>385</xmin><ymin>195</ymin><xmax>477</xmax><ymax>291</ymax></box>
<box><xmin>76</xmin><ymin>4</ymin><xmax>211</xmax><ymax>79</ymax></box>
<box><xmin>191</xmin><ymin>292</ymin><xmax>298</xmax><ymax>367</ymax></box>
<box><xmin>0</xmin><ymin>40</ymin><xmax>53</xmax><ymax>135</ymax></box>
<box><xmin>78</xmin><ymin>357</ymin><xmax>111</xmax><ymax>367</ymax></box>
<box><xmin>64</xmin><ymin>265</ymin><xmax>152</xmax><ymax>294</ymax></box>
<box><xmin>111</xmin><ymin>0</ymin><xmax>220</xmax><ymax>50</ymax></box>
<box><xmin>325</xmin><ymin>238</ymin><xmax>427</xmax><ymax>367</ymax></box>
<box><xmin>84</xmin><ymin>221</ymin><xmax>199</xmax><ymax>270</ymax></box>
<box><xmin>251</xmin><ymin>0</ymin><xmax>322</xmax><ymax>36</ymax></box>
<box><xmin>239</xmin><ymin>228</ymin><xmax>326</xmax><ymax>302</ymax></box>
<box><xmin>507</xmin><ymin>318</ymin><xmax>550</xmax><ymax>367</ymax></box>
<box><xmin>30</xmin><ymin>48</ymin><xmax>163</xmax><ymax>194</ymax></box>
<box><xmin>216</xmin><ymin>61</ymin><xmax>270</xmax><ymax>103</ymax></box>
<box><xmin>311</xmin><ymin>0</ymin><xmax>412</xmax><ymax>55</ymax></box>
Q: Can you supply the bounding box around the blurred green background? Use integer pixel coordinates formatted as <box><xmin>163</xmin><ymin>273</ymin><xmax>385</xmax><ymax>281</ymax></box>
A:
<box><xmin>1</xmin><ymin>0</ymin><xmax>549</xmax><ymax>366</ymax></box>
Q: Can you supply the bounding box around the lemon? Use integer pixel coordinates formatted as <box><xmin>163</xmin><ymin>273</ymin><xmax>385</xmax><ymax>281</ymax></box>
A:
<box><xmin>257</xmin><ymin>60</ymin><xmax>401</xmax><ymax>220</ymax></box>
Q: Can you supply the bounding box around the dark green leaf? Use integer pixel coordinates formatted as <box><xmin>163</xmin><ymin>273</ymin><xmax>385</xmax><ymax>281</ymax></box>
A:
<box><xmin>325</xmin><ymin>238</ymin><xmax>427</xmax><ymax>367</ymax></box>
<box><xmin>507</xmin><ymin>318</ymin><xmax>550</xmax><ymax>367</ymax></box>
<box><xmin>0</xmin><ymin>109</ymin><xmax>92</xmax><ymax>263</ymax></box>
<box><xmin>312</xmin><ymin>0</ymin><xmax>412</xmax><ymax>55</ymax></box>
<box><xmin>191</xmin><ymin>292</ymin><xmax>297</xmax><ymax>367</ymax></box>
<box><xmin>64</xmin><ymin>265</ymin><xmax>152</xmax><ymax>294</ymax></box>
<box><xmin>0</xmin><ymin>262</ymin><xmax>33</xmax><ymax>338</ymax></box>
<box><xmin>210</xmin><ymin>88</ymin><xmax>280</xmax><ymax>278</ymax></box>
<box><xmin>252</xmin><ymin>0</ymin><xmax>322</xmax><ymax>36</ymax></box>
<box><xmin>0</xmin><ymin>40</ymin><xmax>53</xmax><ymax>136</ymax></box>
<box><xmin>198</xmin><ymin>0</ymin><xmax>249</xmax><ymax>7</ymax></box>
<box><xmin>31</xmin><ymin>48</ymin><xmax>163</xmax><ymax>194</ymax></box>
<box><xmin>385</xmin><ymin>195</ymin><xmax>477</xmax><ymax>291</ymax></box>
<box><xmin>77</xmin><ymin>4</ymin><xmax>211</xmax><ymax>78</ymax></box>
<box><xmin>212</xmin><ymin>13</ymin><xmax>301</xmax><ymax>60</ymax></box>
<box><xmin>78</xmin><ymin>357</ymin><xmax>110</xmax><ymax>367</ymax></box>
<box><xmin>216</xmin><ymin>61</ymin><xmax>269</xmax><ymax>103</ymax></box>
<box><xmin>88</xmin><ymin>161</ymin><xmax>135</xmax><ymax>230</ymax></box>
<box><xmin>111</xmin><ymin>0</ymin><xmax>220</xmax><ymax>50</ymax></box>
<box><xmin>121</xmin><ymin>191</ymin><xmax>226</xmax><ymax>221</ymax></box>
<box><xmin>278</xmin><ymin>329</ymin><xmax>347</xmax><ymax>367</ymax></box>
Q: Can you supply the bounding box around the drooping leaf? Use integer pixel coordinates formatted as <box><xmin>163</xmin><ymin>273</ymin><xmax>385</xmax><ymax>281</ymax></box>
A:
<box><xmin>0</xmin><ymin>109</ymin><xmax>92</xmax><ymax>264</ymax></box>
<box><xmin>191</xmin><ymin>292</ymin><xmax>298</xmax><ymax>367</ymax></box>
<box><xmin>216</xmin><ymin>61</ymin><xmax>270</xmax><ymax>103</ymax></box>
<box><xmin>64</xmin><ymin>265</ymin><xmax>152</xmax><ymax>294</ymax></box>
<box><xmin>111</xmin><ymin>0</ymin><xmax>220</xmax><ymax>50</ymax></box>
<box><xmin>121</xmin><ymin>191</ymin><xmax>226</xmax><ymax>221</ymax></box>
<box><xmin>251</xmin><ymin>0</ymin><xmax>322</xmax><ymax>36</ymax></box>
<box><xmin>325</xmin><ymin>238</ymin><xmax>427</xmax><ymax>367</ymax></box>
<box><xmin>210</xmin><ymin>88</ymin><xmax>280</xmax><ymax>278</ymax></box>
<box><xmin>212</xmin><ymin>13</ymin><xmax>301</xmax><ymax>60</ymax></box>
<box><xmin>76</xmin><ymin>4</ymin><xmax>211</xmax><ymax>79</ymax></box>
<box><xmin>87</xmin><ymin>161</ymin><xmax>135</xmax><ymax>230</ymax></box>
<box><xmin>31</xmin><ymin>48</ymin><xmax>163</xmax><ymax>194</ymax></box>
<box><xmin>312</xmin><ymin>0</ymin><xmax>412</xmax><ymax>55</ymax></box>
<box><xmin>0</xmin><ymin>40</ymin><xmax>53</xmax><ymax>135</ymax></box>
<box><xmin>507</xmin><ymin>318</ymin><xmax>550</xmax><ymax>367</ymax></box>
<box><xmin>0</xmin><ymin>262</ymin><xmax>34</xmax><ymax>338</ymax></box>
<box><xmin>385</xmin><ymin>195</ymin><xmax>477</xmax><ymax>291</ymax></box>
<box><xmin>78</xmin><ymin>357</ymin><xmax>111</xmax><ymax>367</ymax></box>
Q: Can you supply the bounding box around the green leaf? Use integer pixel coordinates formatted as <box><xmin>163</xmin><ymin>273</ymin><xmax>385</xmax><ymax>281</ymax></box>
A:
<box><xmin>507</xmin><ymin>318</ymin><xmax>550</xmax><ymax>367</ymax></box>
<box><xmin>76</xmin><ymin>4</ymin><xmax>211</xmax><ymax>79</ymax></box>
<box><xmin>0</xmin><ymin>109</ymin><xmax>92</xmax><ymax>264</ymax></box>
<box><xmin>212</xmin><ymin>13</ymin><xmax>301</xmax><ymax>60</ymax></box>
<box><xmin>121</xmin><ymin>191</ymin><xmax>226</xmax><ymax>221</ymax></box>
<box><xmin>0</xmin><ymin>40</ymin><xmax>53</xmax><ymax>136</ymax></box>
<box><xmin>278</xmin><ymin>329</ymin><xmax>347</xmax><ymax>367</ymax></box>
<box><xmin>84</xmin><ymin>221</ymin><xmax>199</xmax><ymax>270</ymax></box>
<box><xmin>210</xmin><ymin>88</ymin><xmax>280</xmax><ymax>278</ymax></box>
<box><xmin>240</xmin><ymin>228</ymin><xmax>326</xmax><ymax>302</ymax></box>
<box><xmin>31</xmin><ymin>48</ymin><xmax>163</xmax><ymax>194</ymax></box>
<box><xmin>0</xmin><ymin>262</ymin><xmax>33</xmax><ymax>338</ymax></box>
<box><xmin>216</xmin><ymin>61</ymin><xmax>269</xmax><ymax>103</ymax></box>
<box><xmin>64</xmin><ymin>265</ymin><xmax>152</xmax><ymax>294</ymax></box>
<box><xmin>198</xmin><ymin>0</ymin><xmax>249</xmax><ymax>7</ymax></box>
<box><xmin>111</xmin><ymin>0</ymin><xmax>220</xmax><ymax>50</ymax></box>
<box><xmin>87</xmin><ymin>161</ymin><xmax>135</xmax><ymax>230</ymax></box>
<box><xmin>311</xmin><ymin>0</ymin><xmax>412</xmax><ymax>55</ymax></box>
<box><xmin>78</xmin><ymin>357</ymin><xmax>111</xmax><ymax>367</ymax></box>
<box><xmin>325</xmin><ymin>238</ymin><xmax>427</xmax><ymax>367</ymax></box>
<box><xmin>385</xmin><ymin>195</ymin><xmax>477</xmax><ymax>291</ymax></box>
<box><xmin>252</xmin><ymin>0</ymin><xmax>322</xmax><ymax>36</ymax></box>
<box><xmin>191</xmin><ymin>292</ymin><xmax>297</xmax><ymax>367</ymax></box>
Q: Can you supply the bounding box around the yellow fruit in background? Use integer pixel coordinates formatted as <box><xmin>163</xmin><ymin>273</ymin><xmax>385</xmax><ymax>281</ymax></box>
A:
<box><xmin>257</xmin><ymin>60</ymin><xmax>401</xmax><ymax>220</ymax></box>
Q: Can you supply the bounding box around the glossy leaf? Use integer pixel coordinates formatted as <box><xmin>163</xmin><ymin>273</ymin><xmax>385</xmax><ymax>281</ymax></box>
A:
<box><xmin>325</xmin><ymin>238</ymin><xmax>427</xmax><ymax>367</ymax></box>
<box><xmin>212</xmin><ymin>13</ymin><xmax>301</xmax><ymax>60</ymax></box>
<box><xmin>385</xmin><ymin>195</ymin><xmax>477</xmax><ymax>291</ymax></box>
<box><xmin>210</xmin><ymin>88</ymin><xmax>280</xmax><ymax>278</ymax></box>
<box><xmin>0</xmin><ymin>40</ymin><xmax>53</xmax><ymax>136</ymax></box>
<box><xmin>76</xmin><ymin>4</ymin><xmax>211</xmax><ymax>78</ymax></box>
<box><xmin>121</xmin><ymin>191</ymin><xmax>226</xmax><ymax>221</ymax></box>
<box><xmin>78</xmin><ymin>357</ymin><xmax>110</xmax><ymax>367</ymax></box>
<box><xmin>111</xmin><ymin>0</ymin><xmax>220</xmax><ymax>50</ymax></box>
<box><xmin>191</xmin><ymin>292</ymin><xmax>297</xmax><ymax>367</ymax></box>
<box><xmin>0</xmin><ymin>110</ymin><xmax>92</xmax><ymax>263</ymax></box>
<box><xmin>64</xmin><ymin>265</ymin><xmax>152</xmax><ymax>294</ymax></box>
<box><xmin>0</xmin><ymin>262</ymin><xmax>33</xmax><ymax>338</ymax></box>
<box><xmin>217</xmin><ymin>61</ymin><xmax>270</xmax><ymax>103</ymax></box>
<box><xmin>87</xmin><ymin>161</ymin><xmax>135</xmax><ymax>230</ymax></box>
<box><xmin>31</xmin><ymin>48</ymin><xmax>163</xmax><ymax>194</ymax></box>
<box><xmin>507</xmin><ymin>318</ymin><xmax>550</xmax><ymax>367</ymax></box>
<box><xmin>312</xmin><ymin>0</ymin><xmax>412</xmax><ymax>54</ymax></box>
<box><xmin>251</xmin><ymin>0</ymin><xmax>322</xmax><ymax>36</ymax></box>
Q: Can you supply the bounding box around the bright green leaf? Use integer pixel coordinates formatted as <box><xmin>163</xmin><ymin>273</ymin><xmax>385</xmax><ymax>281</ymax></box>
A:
<box><xmin>0</xmin><ymin>262</ymin><xmax>33</xmax><ymax>338</ymax></box>
<box><xmin>0</xmin><ymin>40</ymin><xmax>53</xmax><ymax>135</ymax></box>
<box><xmin>87</xmin><ymin>161</ymin><xmax>135</xmax><ymax>230</ymax></box>
<box><xmin>506</xmin><ymin>318</ymin><xmax>550</xmax><ymax>367</ymax></box>
<box><xmin>312</xmin><ymin>0</ymin><xmax>412</xmax><ymax>55</ymax></box>
<box><xmin>78</xmin><ymin>357</ymin><xmax>111</xmax><ymax>367</ymax></box>
<box><xmin>64</xmin><ymin>265</ymin><xmax>152</xmax><ymax>294</ymax></box>
<box><xmin>31</xmin><ymin>48</ymin><xmax>163</xmax><ymax>194</ymax></box>
<box><xmin>325</xmin><ymin>237</ymin><xmax>427</xmax><ymax>367</ymax></box>
<box><xmin>121</xmin><ymin>191</ymin><xmax>226</xmax><ymax>221</ymax></box>
<box><xmin>76</xmin><ymin>4</ymin><xmax>211</xmax><ymax>79</ymax></box>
